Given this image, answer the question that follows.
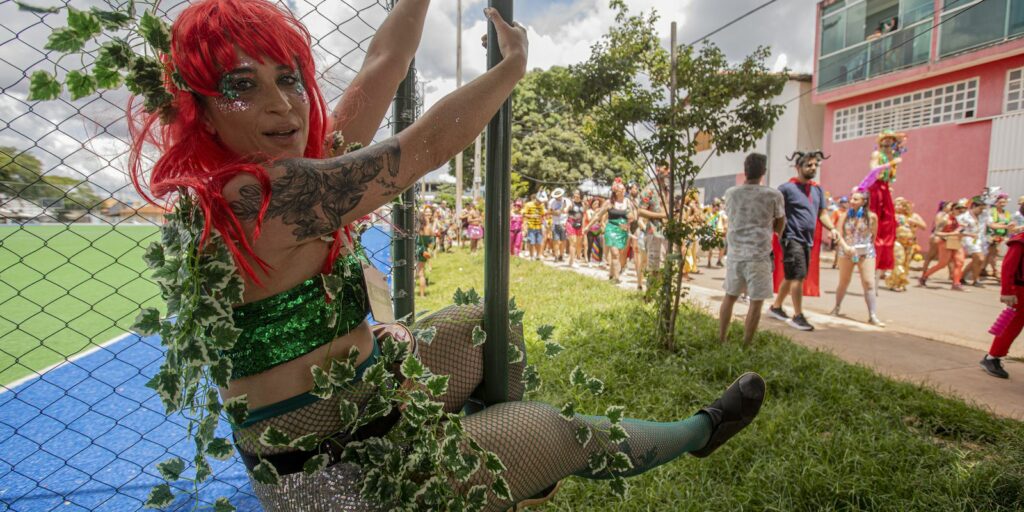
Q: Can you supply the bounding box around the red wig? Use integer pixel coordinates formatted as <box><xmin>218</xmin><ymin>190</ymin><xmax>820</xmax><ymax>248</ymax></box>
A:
<box><xmin>129</xmin><ymin>0</ymin><xmax>330</xmax><ymax>283</ymax></box>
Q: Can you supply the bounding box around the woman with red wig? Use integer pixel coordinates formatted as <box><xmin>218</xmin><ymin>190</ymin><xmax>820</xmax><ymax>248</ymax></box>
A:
<box><xmin>125</xmin><ymin>0</ymin><xmax>764</xmax><ymax>509</ymax></box>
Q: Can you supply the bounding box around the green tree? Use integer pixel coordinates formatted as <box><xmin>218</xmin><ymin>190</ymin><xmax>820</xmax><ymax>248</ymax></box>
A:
<box><xmin>0</xmin><ymin>146</ymin><xmax>104</xmax><ymax>213</ymax></box>
<box><xmin>561</xmin><ymin>1</ymin><xmax>786</xmax><ymax>349</ymax></box>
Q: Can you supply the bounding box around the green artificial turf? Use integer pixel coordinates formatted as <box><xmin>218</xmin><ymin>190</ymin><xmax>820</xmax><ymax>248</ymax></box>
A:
<box><xmin>0</xmin><ymin>225</ymin><xmax>162</xmax><ymax>386</ymax></box>
<box><xmin>417</xmin><ymin>248</ymin><xmax>1024</xmax><ymax>512</ymax></box>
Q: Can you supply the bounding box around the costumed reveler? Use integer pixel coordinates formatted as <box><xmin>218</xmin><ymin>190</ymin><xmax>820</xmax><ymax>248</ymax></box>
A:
<box><xmin>856</xmin><ymin>130</ymin><xmax>908</xmax><ymax>275</ymax></box>
<box><xmin>40</xmin><ymin>0</ymin><xmax>774</xmax><ymax>510</ymax></box>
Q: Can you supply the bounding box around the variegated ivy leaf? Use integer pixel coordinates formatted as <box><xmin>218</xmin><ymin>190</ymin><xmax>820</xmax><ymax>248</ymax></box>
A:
<box><xmin>202</xmin><ymin>261</ymin><xmax>234</xmax><ymax>291</ymax></box>
<box><xmin>575</xmin><ymin>425</ymin><xmax>592</xmax><ymax>447</ymax></box>
<box><xmin>585</xmin><ymin>377</ymin><xmax>605</xmax><ymax>395</ymax></box>
<box><xmin>151</xmin><ymin>257</ymin><xmax>181</xmax><ymax>286</ymax></box>
<box><xmin>413</xmin><ymin>476</ymin><xmax>446</xmax><ymax>505</ymax></box>
<box><xmin>412</xmin><ymin>326</ymin><xmax>436</xmax><ymax>346</ymax></box>
<box><xmin>559</xmin><ymin>401</ymin><xmax>576</xmax><ymax>421</ymax></box>
<box><xmin>209</xmin><ymin>323</ymin><xmax>242</xmax><ymax>351</ymax></box>
<box><xmin>198</xmin><ymin>413</ymin><xmax>218</xmax><ymax>444</ymax></box>
<box><xmin>483</xmin><ymin>451</ymin><xmax>506</xmax><ymax>473</ymax></box>
<box><xmin>338</xmin><ymin>398</ymin><xmax>359</xmax><ymax>430</ymax></box>
<box><xmin>610</xmin><ymin>475</ymin><xmax>629</xmax><ymax>498</ymax></box>
<box><xmin>587</xmin><ymin>451</ymin><xmax>607</xmax><ymax>474</ymax></box>
<box><xmin>213</xmin><ymin>497</ymin><xmax>236</xmax><ymax>512</ymax></box>
<box><xmin>466</xmin><ymin>484</ymin><xmax>488</xmax><ymax>510</ymax></box>
<box><xmin>206</xmin><ymin>437</ymin><xmax>234</xmax><ymax>461</ymax></box>
<box><xmin>194</xmin><ymin>295</ymin><xmax>228</xmax><ymax>327</ymax></box>
<box><xmin>608</xmin><ymin>451</ymin><xmax>634</xmax><ymax>473</ymax></box>
<box><xmin>569</xmin><ymin>366</ymin><xmax>587</xmax><ymax>387</ymax></box>
<box><xmin>543</xmin><ymin>341</ymin><xmax>565</xmax><ymax>358</ymax></box>
<box><xmin>180</xmin><ymin>336</ymin><xmax>213</xmax><ymax>366</ymax></box>
<box><xmin>443</xmin><ymin>416</ymin><xmax>464</xmax><ymax>438</ymax></box>
<box><xmin>535</xmin><ymin>324</ymin><xmax>555</xmax><ymax>341</ymax></box>
<box><xmin>606</xmin><ymin>405</ymin><xmax>625</xmax><ymax>425</ymax></box>
<box><xmin>322</xmin><ymin>274</ymin><xmax>346</xmax><ymax>302</ymax></box>
<box><xmin>194</xmin><ymin>453</ymin><xmax>212</xmax><ymax>482</ymax></box>
<box><xmin>425</xmin><ymin>374</ymin><xmax>449</xmax><ymax>397</ymax></box>
<box><xmin>310</xmin><ymin>365</ymin><xmax>333</xmax><ymax>399</ymax></box>
<box><xmin>471</xmin><ymin>325</ymin><xmax>486</xmax><ymax>347</ymax></box>
<box><xmin>328</xmin><ymin>358</ymin><xmax>357</xmax><ymax>387</ymax></box>
<box><xmin>132</xmin><ymin>308</ymin><xmax>161</xmax><ymax>336</ymax></box>
<box><xmin>156</xmin><ymin>457</ymin><xmax>185</xmax><ymax>481</ymax></box>
<box><xmin>452</xmin><ymin>287</ymin><xmax>481</xmax><ymax>306</ymax></box>
<box><xmin>205</xmin><ymin>388</ymin><xmax>222</xmax><ymax>416</ymax></box>
<box><xmin>144</xmin><ymin>483</ymin><xmax>174</xmax><ymax>508</ymax></box>
<box><xmin>360</xmin><ymin>394</ymin><xmax>392</xmax><ymax>425</ymax></box>
<box><xmin>221</xmin><ymin>274</ymin><xmax>244</xmax><ymax>304</ymax></box>
<box><xmin>362</xmin><ymin>362</ymin><xmax>389</xmax><ymax>388</ymax></box>
<box><xmin>209</xmin><ymin>357</ymin><xmax>232</xmax><ymax>387</ymax></box>
<box><xmin>223</xmin><ymin>394</ymin><xmax>248</xmax><ymax>427</ymax></box>
<box><xmin>452</xmin><ymin>452</ymin><xmax>479</xmax><ymax>482</ymax></box>
<box><xmin>290</xmin><ymin>433</ymin><xmax>320</xmax><ymax>452</ymax></box>
<box><xmin>608</xmin><ymin>424</ymin><xmax>630</xmax><ymax>444</ymax></box>
<box><xmin>260</xmin><ymin>426</ymin><xmax>292</xmax><ymax>448</ymax></box>
<box><xmin>400</xmin><ymin>354</ymin><xmax>425</xmax><ymax>379</ymax></box>
<box><xmin>491</xmin><ymin>476</ymin><xmax>513</xmax><ymax>502</ymax></box>
<box><xmin>508</xmin><ymin>307</ymin><xmax>525</xmax><ymax>327</ymax></box>
<box><xmin>506</xmin><ymin>344</ymin><xmax>524</xmax><ymax>364</ymax></box>
<box><xmin>522</xmin><ymin>364</ymin><xmax>541</xmax><ymax>394</ymax></box>
<box><xmin>303</xmin><ymin>453</ymin><xmax>330</xmax><ymax>475</ymax></box>
<box><xmin>143</xmin><ymin>242</ymin><xmax>165</xmax><ymax>269</ymax></box>
<box><xmin>251</xmin><ymin>459</ymin><xmax>281</xmax><ymax>485</ymax></box>
<box><xmin>146</xmin><ymin>370</ymin><xmax>182</xmax><ymax>414</ymax></box>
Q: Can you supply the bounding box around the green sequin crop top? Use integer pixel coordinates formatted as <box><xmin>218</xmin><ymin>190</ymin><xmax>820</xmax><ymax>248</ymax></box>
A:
<box><xmin>226</xmin><ymin>252</ymin><xmax>370</xmax><ymax>379</ymax></box>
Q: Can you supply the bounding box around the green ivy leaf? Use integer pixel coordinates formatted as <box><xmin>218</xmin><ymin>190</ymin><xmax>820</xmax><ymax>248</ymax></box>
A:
<box><xmin>362</xmin><ymin>362</ymin><xmax>389</xmax><ymax>387</ymax></box>
<box><xmin>608</xmin><ymin>424</ymin><xmax>629</xmax><ymax>444</ymax></box>
<box><xmin>139</xmin><ymin>11</ymin><xmax>171</xmax><ymax>53</ymax></box>
<box><xmin>303</xmin><ymin>453</ymin><xmax>330</xmax><ymax>475</ymax></box>
<box><xmin>27</xmin><ymin>70</ymin><xmax>61</xmax><ymax>101</ymax></box>
<box><xmin>14</xmin><ymin>1</ymin><xmax>61</xmax><ymax>14</ymax></box>
<box><xmin>471</xmin><ymin>326</ymin><xmax>486</xmax><ymax>348</ymax></box>
<box><xmin>559</xmin><ymin>401</ymin><xmax>576</xmax><ymax>421</ymax></box>
<box><xmin>156</xmin><ymin>457</ymin><xmax>185</xmax><ymax>481</ymax></box>
<box><xmin>206</xmin><ymin>437</ymin><xmax>234</xmax><ymax>461</ymax></box>
<box><xmin>209</xmin><ymin>357</ymin><xmax>232</xmax><ymax>387</ymax></box>
<box><xmin>412</xmin><ymin>325</ymin><xmax>436</xmax><ymax>346</ymax></box>
<box><xmin>143</xmin><ymin>242</ymin><xmax>164</xmax><ymax>269</ymax></box>
<box><xmin>223</xmin><ymin>394</ymin><xmax>248</xmax><ymax>427</ymax></box>
<box><xmin>132</xmin><ymin>308</ymin><xmax>161</xmax><ymax>335</ymax></box>
<box><xmin>251</xmin><ymin>459</ymin><xmax>281</xmax><ymax>485</ymax></box>
<box><xmin>310</xmin><ymin>365</ymin><xmax>332</xmax><ymax>399</ymax></box>
<box><xmin>144</xmin><ymin>483</ymin><xmax>174</xmax><ymax>508</ymax></box>
<box><xmin>608</xmin><ymin>451</ymin><xmax>634</xmax><ymax>473</ymax></box>
<box><xmin>259</xmin><ymin>426</ymin><xmax>292</xmax><ymax>448</ymax></box>
<box><xmin>452</xmin><ymin>287</ymin><xmax>481</xmax><ymax>306</ymax></box>
<box><xmin>338</xmin><ymin>398</ymin><xmax>359</xmax><ymax>430</ymax></box>
<box><xmin>569</xmin><ymin>366</ymin><xmax>587</xmax><ymax>387</ymax></box>
<box><xmin>322</xmin><ymin>274</ymin><xmax>345</xmax><ymax>302</ymax></box>
<box><xmin>522</xmin><ymin>364</ymin><xmax>541</xmax><ymax>394</ymax></box>
<box><xmin>90</xmin><ymin>7</ymin><xmax>132</xmax><ymax>29</ymax></box>
<box><xmin>466</xmin><ymin>485</ymin><xmax>488</xmax><ymax>510</ymax></box>
<box><xmin>425</xmin><ymin>374</ymin><xmax>449</xmax><ymax>397</ymax></box>
<box><xmin>400</xmin><ymin>354</ymin><xmax>425</xmax><ymax>380</ymax></box>
<box><xmin>535</xmin><ymin>324</ymin><xmax>555</xmax><ymax>341</ymax></box>
<box><xmin>543</xmin><ymin>341</ymin><xmax>565</xmax><ymax>358</ymax></box>
<box><xmin>575</xmin><ymin>425</ymin><xmax>592</xmax><ymax>446</ymax></box>
<box><xmin>587</xmin><ymin>452</ymin><xmax>607</xmax><ymax>474</ymax></box>
<box><xmin>585</xmin><ymin>377</ymin><xmax>605</xmax><ymax>395</ymax></box>
<box><xmin>606</xmin><ymin>405</ymin><xmax>625</xmax><ymax>424</ymax></box>
<box><xmin>483</xmin><ymin>451</ymin><xmax>506</xmax><ymax>473</ymax></box>
<box><xmin>44</xmin><ymin>27</ymin><xmax>85</xmax><ymax>53</ymax></box>
<box><xmin>491</xmin><ymin>476</ymin><xmax>513</xmax><ymax>502</ymax></box>
<box><xmin>213</xmin><ymin>497</ymin><xmax>236</xmax><ymax>512</ymax></box>
<box><xmin>506</xmin><ymin>344</ymin><xmax>523</xmax><ymax>364</ymax></box>
<box><xmin>328</xmin><ymin>359</ymin><xmax>357</xmax><ymax>387</ymax></box>
<box><xmin>205</xmin><ymin>388</ymin><xmax>222</xmax><ymax>416</ymax></box>
<box><xmin>67</xmin><ymin>7</ymin><xmax>102</xmax><ymax>40</ymax></box>
<box><xmin>96</xmin><ymin>39</ymin><xmax>133</xmax><ymax>70</ymax></box>
<box><xmin>290</xmin><ymin>433</ymin><xmax>320</xmax><ymax>452</ymax></box>
<box><xmin>221</xmin><ymin>273</ymin><xmax>244</xmax><ymax>304</ymax></box>
<box><xmin>194</xmin><ymin>453</ymin><xmax>212</xmax><ymax>482</ymax></box>
<box><xmin>209</xmin><ymin>323</ymin><xmax>241</xmax><ymax>351</ymax></box>
<box><xmin>202</xmin><ymin>261</ymin><xmax>233</xmax><ymax>291</ymax></box>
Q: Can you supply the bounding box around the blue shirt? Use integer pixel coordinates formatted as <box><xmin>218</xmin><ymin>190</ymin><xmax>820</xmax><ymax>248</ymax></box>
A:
<box><xmin>778</xmin><ymin>181</ymin><xmax>825</xmax><ymax>247</ymax></box>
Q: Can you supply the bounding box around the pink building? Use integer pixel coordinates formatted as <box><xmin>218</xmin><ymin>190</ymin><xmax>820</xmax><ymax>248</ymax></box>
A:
<box><xmin>814</xmin><ymin>0</ymin><xmax>1024</xmax><ymax>239</ymax></box>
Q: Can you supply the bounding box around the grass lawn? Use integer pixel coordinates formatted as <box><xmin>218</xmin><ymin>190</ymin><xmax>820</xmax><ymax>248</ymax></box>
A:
<box><xmin>0</xmin><ymin>225</ymin><xmax>162</xmax><ymax>386</ymax></box>
<box><xmin>419</xmin><ymin>249</ymin><xmax>1024</xmax><ymax>511</ymax></box>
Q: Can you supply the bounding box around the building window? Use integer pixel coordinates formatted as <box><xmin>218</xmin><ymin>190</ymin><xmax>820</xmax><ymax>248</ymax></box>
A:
<box><xmin>1008</xmin><ymin>68</ymin><xmax>1024</xmax><ymax>114</ymax></box>
<box><xmin>833</xmin><ymin>78</ymin><xmax>978</xmax><ymax>141</ymax></box>
<box><xmin>939</xmin><ymin>0</ymin><xmax>1024</xmax><ymax>58</ymax></box>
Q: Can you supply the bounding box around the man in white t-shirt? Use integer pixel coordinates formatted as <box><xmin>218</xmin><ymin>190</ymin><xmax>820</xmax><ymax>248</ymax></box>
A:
<box><xmin>719</xmin><ymin>153</ymin><xmax>786</xmax><ymax>345</ymax></box>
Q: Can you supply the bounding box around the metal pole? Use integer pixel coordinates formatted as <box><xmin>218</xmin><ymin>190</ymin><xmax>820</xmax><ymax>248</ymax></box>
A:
<box><xmin>455</xmin><ymin>0</ymin><xmax>464</xmax><ymax>223</ymax></box>
<box><xmin>473</xmin><ymin>134</ymin><xmax>482</xmax><ymax>200</ymax></box>
<box><xmin>481</xmin><ymin>0</ymin><xmax>513</xmax><ymax>405</ymax></box>
<box><xmin>391</xmin><ymin>11</ymin><xmax>417</xmax><ymax>321</ymax></box>
<box><xmin>660</xmin><ymin>21</ymin><xmax>678</xmax><ymax>349</ymax></box>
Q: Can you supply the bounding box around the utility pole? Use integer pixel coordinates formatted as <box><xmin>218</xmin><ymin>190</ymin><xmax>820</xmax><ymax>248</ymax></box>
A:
<box><xmin>455</xmin><ymin>0</ymin><xmax>464</xmax><ymax>221</ymax></box>
<box><xmin>473</xmin><ymin>134</ymin><xmax>482</xmax><ymax>200</ymax></box>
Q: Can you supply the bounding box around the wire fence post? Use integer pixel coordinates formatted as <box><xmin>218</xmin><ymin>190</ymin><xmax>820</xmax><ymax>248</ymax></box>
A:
<box><xmin>481</xmin><ymin>0</ymin><xmax>513</xmax><ymax>405</ymax></box>
<box><xmin>391</xmin><ymin>53</ymin><xmax>418</xmax><ymax>322</ymax></box>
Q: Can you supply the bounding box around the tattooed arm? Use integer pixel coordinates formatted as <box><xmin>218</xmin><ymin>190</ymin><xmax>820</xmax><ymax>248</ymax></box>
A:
<box><xmin>227</xmin><ymin>9</ymin><xmax>526</xmax><ymax>245</ymax></box>
<box><xmin>331</xmin><ymin>0</ymin><xmax>429</xmax><ymax>146</ymax></box>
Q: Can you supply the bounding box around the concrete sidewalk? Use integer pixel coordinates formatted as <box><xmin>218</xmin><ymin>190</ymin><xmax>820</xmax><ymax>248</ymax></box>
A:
<box><xmin>538</xmin><ymin>257</ymin><xmax>1024</xmax><ymax>420</ymax></box>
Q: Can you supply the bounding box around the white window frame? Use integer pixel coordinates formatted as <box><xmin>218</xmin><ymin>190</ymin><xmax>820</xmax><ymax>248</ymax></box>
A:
<box><xmin>833</xmin><ymin>77</ymin><xmax>979</xmax><ymax>141</ymax></box>
<box><xmin>1006</xmin><ymin>67</ymin><xmax>1024</xmax><ymax>114</ymax></box>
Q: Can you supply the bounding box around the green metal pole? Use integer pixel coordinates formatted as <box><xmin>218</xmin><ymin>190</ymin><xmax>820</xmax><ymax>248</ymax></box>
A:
<box><xmin>481</xmin><ymin>0</ymin><xmax>513</xmax><ymax>405</ymax></box>
<box><xmin>391</xmin><ymin>50</ymin><xmax>417</xmax><ymax>322</ymax></box>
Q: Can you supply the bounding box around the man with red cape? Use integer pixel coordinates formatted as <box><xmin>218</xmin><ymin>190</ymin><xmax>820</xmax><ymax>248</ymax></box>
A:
<box><xmin>769</xmin><ymin>151</ymin><xmax>840</xmax><ymax>332</ymax></box>
<box><xmin>856</xmin><ymin>130</ymin><xmax>908</xmax><ymax>274</ymax></box>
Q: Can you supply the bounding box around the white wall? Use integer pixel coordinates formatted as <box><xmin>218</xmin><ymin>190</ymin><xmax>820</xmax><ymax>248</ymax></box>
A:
<box><xmin>988</xmin><ymin>111</ymin><xmax>1024</xmax><ymax>202</ymax></box>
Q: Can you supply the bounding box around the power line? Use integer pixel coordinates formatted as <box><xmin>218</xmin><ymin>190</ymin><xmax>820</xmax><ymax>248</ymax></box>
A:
<box><xmin>782</xmin><ymin>0</ymin><xmax>987</xmax><ymax>107</ymax></box>
<box><xmin>687</xmin><ymin>0</ymin><xmax>780</xmax><ymax>47</ymax></box>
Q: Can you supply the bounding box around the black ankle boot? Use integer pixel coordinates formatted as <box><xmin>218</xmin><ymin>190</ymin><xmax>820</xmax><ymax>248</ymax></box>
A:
<box><xmin>691</xmin><ymin>372</ymin><xmax>766</xmax><ymax>458</ymax></box>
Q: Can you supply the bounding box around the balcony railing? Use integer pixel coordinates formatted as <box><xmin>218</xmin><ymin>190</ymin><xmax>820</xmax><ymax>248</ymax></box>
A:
<box><xmin>818</xmin><ymin>20</ymin><xmax>933</xmax><ymax>91</ymax></box>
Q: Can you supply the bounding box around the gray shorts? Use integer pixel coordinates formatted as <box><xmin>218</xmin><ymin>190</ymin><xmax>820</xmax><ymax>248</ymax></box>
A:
<box><xmin>645</xmin><ymin>234</ymin><xmax>667</xmax><ymax>270</ymax></box>
<box><xmin>724</xmin><ymin>259</ymin><xmax>773</xmax><ymax>301</ymax></box>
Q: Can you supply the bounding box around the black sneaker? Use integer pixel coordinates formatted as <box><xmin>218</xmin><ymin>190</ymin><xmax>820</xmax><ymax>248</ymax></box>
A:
<box><xmin>980</xmin><ymin>357</ymin><xmax>1009</xmax><ymax>379</ymax></box>
<box><xmin>787</xmin><ymin>314</ymin><xmax>814</xmax><ymax>331</ymax></box>
<box><xmin>767</xmin><ymin>307</ymin><xmax>789</xmax><ymax>321</ymax></box>
<box><xmin>691</xmin><ymin>372</ymin><xmax>766</xmax><ymax>458</ymax></box>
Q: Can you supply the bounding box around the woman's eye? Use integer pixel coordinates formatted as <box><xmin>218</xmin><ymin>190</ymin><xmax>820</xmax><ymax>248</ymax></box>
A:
<box><xmin>280</xmin><ymin>75</ymin><xmax>299</xmax><ymax>86</ymax></box>
<box><xmin>233</xmin><ymin>79</ymin><xmax>256</xmax><ymax>91</ymax></box>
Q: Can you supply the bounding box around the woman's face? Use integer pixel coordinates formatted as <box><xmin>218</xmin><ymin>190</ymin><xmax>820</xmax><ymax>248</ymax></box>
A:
<box><xmin>202</xmin><ymin>50</ymin><xmax>311</xmax><ymax>161</ymax></box>
<box><xmin>573</xmin><ymin>191</ymin><xmax>582</xmax><ymax>202</ymax></box>
<box><xmin>850</xmin><ymin>193</ymin><xmax>865</xmax><ymax>209</ymax></box>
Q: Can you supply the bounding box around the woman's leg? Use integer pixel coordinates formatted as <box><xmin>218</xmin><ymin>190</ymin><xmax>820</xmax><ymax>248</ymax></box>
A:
<box><xmin>834</xmin><ymin>255</ymin><xmax>855</xmax><ymax>312</ymax></box>
<box><xmin>608</xmin><ymin>247</ymin><xmax>620</xmax><ymax>281</ymax></box>
<box><xmin>951</xmin><ymin>249</ymin><xmax>965</xmax><ymax>287</ymax></box>
<box><xmin>858</xmin><ymin>257</ymin><xmax>878</xmax><ymax>320</ymax></box>
<box><xmin>919</xmin><ymin>237</ymin><xmax>940</xmax><ymax>274</ymax></box>
<box><xmin>922</xmin><ymin>243</ymin><xmax>951</xmax><ymax>279</ymax></box>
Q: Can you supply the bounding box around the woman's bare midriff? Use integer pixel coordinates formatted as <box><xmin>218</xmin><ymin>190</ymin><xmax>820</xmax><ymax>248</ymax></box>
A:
<box><xmin>217</xmin><ymin>237</ymin><xmax>374</xmax><ymax>410</ymax></box>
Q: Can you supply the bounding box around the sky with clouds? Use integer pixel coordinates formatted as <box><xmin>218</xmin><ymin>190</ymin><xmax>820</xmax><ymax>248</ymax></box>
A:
<box><xmin>0</xmin><ymin>0</ymin><xmax>817</xmax><ymax>200</ymax></box>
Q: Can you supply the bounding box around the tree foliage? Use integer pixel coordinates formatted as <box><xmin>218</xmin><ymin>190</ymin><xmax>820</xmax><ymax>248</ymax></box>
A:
<box><xmin>0</xmin><ymin>146</ymin><xmax>102</xmax><ymax>212</ymax></box>
<box><xmin>560</xmin><ymin>0</ymin><xmax>787</xmax><ymax>349</ymax></box>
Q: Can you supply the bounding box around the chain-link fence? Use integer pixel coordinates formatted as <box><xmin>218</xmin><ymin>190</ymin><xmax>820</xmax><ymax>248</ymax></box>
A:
<box><xmin>0</xmin><ymin>0</ymin><xmax>418</xmax><ymax>509</ymax></box>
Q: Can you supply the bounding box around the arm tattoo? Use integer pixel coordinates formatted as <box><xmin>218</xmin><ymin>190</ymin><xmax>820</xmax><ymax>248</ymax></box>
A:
<box><xmin>230</xmin><ymin>137</ymin><xmax>402</xmax><ymax>241</ymax></box>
